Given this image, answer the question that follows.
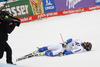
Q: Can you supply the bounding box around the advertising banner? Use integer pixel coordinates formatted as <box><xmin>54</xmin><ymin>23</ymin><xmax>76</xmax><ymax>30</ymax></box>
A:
<box><xmin>29</xmin><ymin>0</ymin><xmax>44</xmax><ymax>15</ymax></box>
<box><xmin>43</xmin><ymin>0</ymin><xmax>56</xmax><ymax>13</ymax></box>
<box><xmin>54</xmin><ymin>0</ymin><xmax>95</xmax><ymax>11</ymax></box>
<box><xmin>95</xmin><ymin>0</ymin><xmax>100</xmax><ymax>5</ymax></box>
<box><xmin>8</xmin><ymin>0</ymin><xmax>18</xmax><ymax>1</ymax></box>
<box><xmin>0</xmin><ymin>0</ymin><xmax>100</xmax><ymax>23</ymax></box>
<box><xmin>0</xmin><ymin>0</ymin><xmax>33</xmax><ymax>18</ymax></box>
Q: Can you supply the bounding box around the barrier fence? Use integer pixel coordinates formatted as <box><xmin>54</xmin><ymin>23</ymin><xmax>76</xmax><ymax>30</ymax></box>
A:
<box><xmin>0</xmin><ymin>0</ymin><xmax>100</xmax><ymax>23</ymax></box>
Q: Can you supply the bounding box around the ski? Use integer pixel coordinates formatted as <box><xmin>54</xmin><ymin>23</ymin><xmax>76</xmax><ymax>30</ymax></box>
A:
<box><xmin>16</xmin><ymin>52</ymin><xmax>45</xmax><ymax>62</ymax></box>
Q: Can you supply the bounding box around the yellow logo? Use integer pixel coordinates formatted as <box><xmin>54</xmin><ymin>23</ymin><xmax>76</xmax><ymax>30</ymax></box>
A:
<box><xmin>5</xmin><ymin>16</ymin><xmax>8</xmax><ymax>18</ymax></box>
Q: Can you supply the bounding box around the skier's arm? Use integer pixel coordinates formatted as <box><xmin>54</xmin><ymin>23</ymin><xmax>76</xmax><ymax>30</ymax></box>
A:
<box><xmin>62</xmin><ymin>38</ymin><xmax>72</xmax><ymax>48</ymax></box>
<box><xmin>66</xmin><ymin>38</ymin><xmax>72</xmax><ymax>44</ymax></box>
<box><xmin>5</xmin><ymin>21</ymin><xmax>15</xmax><ymax>34</ymax></box>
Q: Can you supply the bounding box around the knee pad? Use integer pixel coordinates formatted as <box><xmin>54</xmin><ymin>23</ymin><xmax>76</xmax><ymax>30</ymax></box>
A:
<box><xmin>45</xmin><ymin>51</ymin><xmax>57</xmax><ymax>56</ymax></box>
<box><xmin>45</xmin><ymin>51</ymin><xmax>53</xmax><ymax>56</ymax></box>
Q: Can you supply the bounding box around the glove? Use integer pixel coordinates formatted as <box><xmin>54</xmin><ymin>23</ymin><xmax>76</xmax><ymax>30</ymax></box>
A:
<box><xmin>62</xmin><ymin>42</ymin><xmax>67</xmax><ymax>48</ymax></box>
<box><xmin>58</xmin><ymin>52</ymin><xmax>64</xmax><ymax>56</ymax></box>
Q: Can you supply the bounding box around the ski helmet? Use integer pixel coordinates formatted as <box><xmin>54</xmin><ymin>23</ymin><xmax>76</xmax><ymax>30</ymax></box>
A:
<box><xmin>83</xmin><ymin>42</ymin><xmax>92</xmax><ymax>51</ymax></box>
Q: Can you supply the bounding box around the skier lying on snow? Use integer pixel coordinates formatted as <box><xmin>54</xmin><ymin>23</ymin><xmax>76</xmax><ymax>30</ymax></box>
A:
<box><xmin>35</xmin><ymin>38</ymin><xmax>92</xmax><ymax>56</ymax></box>
<box><xmin>16</xmin><ymin>38</ymin><xmax>92</xmax><ymax>62</ymax></box>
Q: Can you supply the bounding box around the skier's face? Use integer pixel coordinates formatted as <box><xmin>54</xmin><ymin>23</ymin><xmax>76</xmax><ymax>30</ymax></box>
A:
<box><xmin>83</xmin><ymin>42</ymin><xmax>87</xmax><ymax>46</ymax></box>
<box><xmin>82</xmin><ymin>42</ymin><xmax>87</xmax><ymax>47</ymax></box>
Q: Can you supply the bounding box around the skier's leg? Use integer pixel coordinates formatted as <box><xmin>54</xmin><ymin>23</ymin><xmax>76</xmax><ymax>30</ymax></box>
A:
<box><xmin>45</xmin><ymin>46</ymin><xmax>65</xmax><ymax>56</ymax></box>
<box><xmin>38</xmin><ymin>44</ymin><xmax>62</xmax><ymax>52</ymax></box>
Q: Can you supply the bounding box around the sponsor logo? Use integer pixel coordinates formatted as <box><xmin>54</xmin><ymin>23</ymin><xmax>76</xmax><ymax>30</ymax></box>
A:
<box><xmin>89</xmin><ymin>5</ymin><xmax>100</xmax><ymax>10</ymax></box>
<box><xmin>63</xmin><ymin>8</ymin><xmax>84</xmax><ymax>14</ymax></box>
<box><xmin>95</xmin><ymin>0</ymin><xmax>100</xmax><ymax>3</ymax></box>
<box><xmin>46</xmin><ymin>0</ymin><xmax>52</xmax><ymax>6</ymax></box>
<box><xmin>66</xmin><ymin>0</ymin><xmax>82</xmax><ymax>9</ymax></box>
<box><xmin>20</xmin><ymin>16</ymin><xmax>32</xmax><ymax>22</ymax></box>
<box><xmin>2</xmin><ymin>4</ymin><xmax>29</xmax><ymax>17</ymax></box>
<box><xmin>38</xmin><ymin>12</ymin><xmax>58</xmax><ymax>19</ymax></box>
<box><xmin>45</xmin><ymin>0</ymin><xmax>54</xmax><ymax>10</ymax></box>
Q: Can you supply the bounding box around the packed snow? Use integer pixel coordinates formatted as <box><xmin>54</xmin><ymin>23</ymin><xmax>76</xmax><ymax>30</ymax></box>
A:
<box><xmin>0</xmin><ymin>10</ymin><xmax>100</xmax><ymax>67</ymax></box>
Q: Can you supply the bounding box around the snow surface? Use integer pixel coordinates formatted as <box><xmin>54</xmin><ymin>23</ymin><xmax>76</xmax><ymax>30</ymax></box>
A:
<box><xmin>0</xmin><ymin>10</ymin><xmax>100</xmax><ymax>67</ymax></box>
<box><xmin>0</xmin><ymin>63</ymin><xmax>26</xmax><ymax>67</ymax></box>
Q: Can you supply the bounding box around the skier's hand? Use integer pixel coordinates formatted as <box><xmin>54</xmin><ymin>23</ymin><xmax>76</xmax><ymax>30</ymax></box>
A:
<box><xmin>58</xmin><ymin>52</ymin><xmax>64</xmax><ymax>56</ymax></box>
<box><xmin>62</xmin><ymin>42</ymin><xmax>67</xmax><ymax>48</ymax></box>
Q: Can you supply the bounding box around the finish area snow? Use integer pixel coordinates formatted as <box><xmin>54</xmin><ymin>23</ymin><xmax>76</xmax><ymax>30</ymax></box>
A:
<box><xmin>0</xmin><ymin>10</ymin><xmax>100</xmax><ymax>67</ymax></box>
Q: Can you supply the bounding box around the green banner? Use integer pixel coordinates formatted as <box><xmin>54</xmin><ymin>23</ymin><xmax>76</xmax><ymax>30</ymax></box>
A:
<box><xmin>1</xmin><ymin>0</ymin><xmax>33</xmax><ymax>18</ymax></box>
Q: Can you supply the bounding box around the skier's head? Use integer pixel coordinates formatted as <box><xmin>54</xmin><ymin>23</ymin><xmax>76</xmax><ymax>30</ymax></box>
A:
<box><xmin>82</xmin><ymin>42</ymin><xmax>92</xmax><ymax>51</ymax></box>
